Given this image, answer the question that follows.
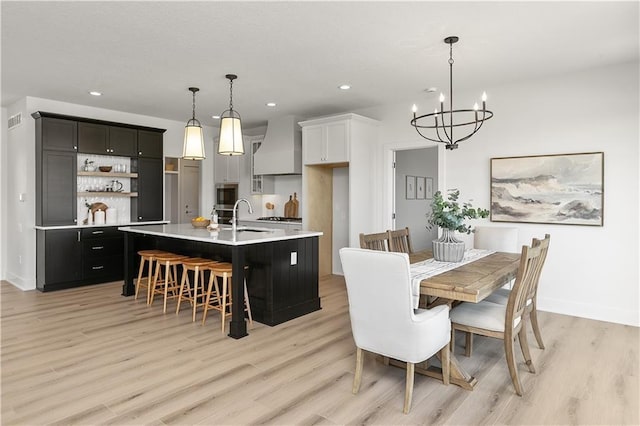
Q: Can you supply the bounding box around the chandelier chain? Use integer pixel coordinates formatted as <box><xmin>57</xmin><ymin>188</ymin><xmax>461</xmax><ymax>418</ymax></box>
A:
<box><xmin>229</xmin><ymin>79</ymin><xmax>234</xmax><ymax>111</ymax></box>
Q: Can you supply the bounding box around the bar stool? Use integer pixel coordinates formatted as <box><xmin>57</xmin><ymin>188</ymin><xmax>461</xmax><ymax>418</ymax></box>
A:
<box><xmin>202</xmin><ymin>262</ymin><xmax>253</xmax><ymax>333</ymax></box>
<box><xmin>150</xmin><ymin>252</ymin><xmax>189</xmax><ymax>313</ymax></box>
<box><xmin>135</xmin><ymin>249</ymin><xmax>170</xmax><ymax>305</ymax></box>
<box><xmin>176</xmin><ymin>257</ymin><xmax>219</xmax><ymax>322</ymax></box>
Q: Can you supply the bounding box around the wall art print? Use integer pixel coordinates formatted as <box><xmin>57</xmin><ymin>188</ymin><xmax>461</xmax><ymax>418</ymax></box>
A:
<box><xmin>490</xmin><ymin>152</ymin><xmax>604</xmax><ymax>226</ymax></box>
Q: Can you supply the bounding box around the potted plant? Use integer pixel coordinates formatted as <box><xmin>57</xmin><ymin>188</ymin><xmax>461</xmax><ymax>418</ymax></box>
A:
<box><xmin>427</xmin><ymin>189</ymin><xmax>489</xmax><ymax>262</ymax></box>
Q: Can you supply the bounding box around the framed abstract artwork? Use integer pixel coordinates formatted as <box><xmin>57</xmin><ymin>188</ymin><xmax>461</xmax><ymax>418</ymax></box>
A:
<box><xmin>425</xmin><ymin>177</ymin><xmax>434</xmax><ymax>199</ymax></box>
<box><xmin>416</xmin><ymin>176</ymin><xmax>426</xmax><ymax>199</ymax></box>
<box><xmin>406</xmin><ymin>176</ymin><xmax>416</xmax><ymax>199</ymax></box>
<box><xmin>490</xmin><ymin>152</ymin><xmax>604</xmax><ymax>226</ymax></box>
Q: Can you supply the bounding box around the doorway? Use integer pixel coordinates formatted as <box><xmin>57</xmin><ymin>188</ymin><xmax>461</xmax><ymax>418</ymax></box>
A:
<box><xmin>393</xmin><ymin>147</ymin><xmax>438</xmax><ymax>251</ymax></box>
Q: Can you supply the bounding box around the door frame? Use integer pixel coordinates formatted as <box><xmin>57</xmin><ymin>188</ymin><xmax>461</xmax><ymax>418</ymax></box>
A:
<box><xmin>382</xmin><ymin>141</ymin><xmax>445</xmax><ymax>232</ymax></box>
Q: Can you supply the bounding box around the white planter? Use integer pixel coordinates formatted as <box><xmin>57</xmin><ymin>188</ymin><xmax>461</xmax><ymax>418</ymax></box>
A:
<box><xmin>432</xmin><ymin>229</ymin><xmax>465</xmax><ymax>262</ymax></box>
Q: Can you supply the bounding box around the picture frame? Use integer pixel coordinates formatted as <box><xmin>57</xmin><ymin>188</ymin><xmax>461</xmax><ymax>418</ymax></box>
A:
<box><xmin>425</xmin><ymin>177</ymin><xmax>434</xmax><ymax>200</ymax></box>
<box><xmin>416</xmin><ymin>177</ymin><xmax>426</xmax><ymax>199</ymax></box>
<box><xmin>406</xmin><ymin>175</ymin><xmax>416</xmax><ymax>199</ymax></box>
<box><xmin>490</xmin><ymin>152</ymin><xmax>604</xmax><ymax>226</ymax></box>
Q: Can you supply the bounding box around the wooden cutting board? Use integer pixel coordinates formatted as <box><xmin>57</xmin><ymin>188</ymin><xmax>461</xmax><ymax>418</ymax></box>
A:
<box><xmin>284</xmin><ymin>195</ymin><xmax>295</xmax><ymax>218</ymax></box>
<box><xmin>292</xmin><ymin>192</ymin><xmax>299</xmax><ymax>218</ymax></box>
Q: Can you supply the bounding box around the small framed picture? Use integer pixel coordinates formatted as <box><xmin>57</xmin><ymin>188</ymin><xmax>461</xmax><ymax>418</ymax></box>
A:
<box><xmin>406</xmin><ymin>176</ymin><xmax>416</xmax><ymax>199</ymax></box>
<box><xmin>425</xmin><ymin>177</ymin><xmax>434</xmax><ymax>199</ymax></box>
<box><xmin>416</xmin><ymin>176</ymin><xmax>426</xmax><ymax>199</ymax></box>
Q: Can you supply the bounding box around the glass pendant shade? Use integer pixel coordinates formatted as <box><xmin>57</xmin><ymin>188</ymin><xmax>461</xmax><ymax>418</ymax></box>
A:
<box><xmin>218</xmin><ymin>110</ymin><xmax>244</xmax><ymax>156</ymax></box>
<box><xmin>182</xmin><ymin>87</ymin><xmax>205</xmax><ymax>160</ymax></box>
<box><xmin>183</xmin><ymin>119</ymin><xmax>205</xmax><ymax>159</ymax></box>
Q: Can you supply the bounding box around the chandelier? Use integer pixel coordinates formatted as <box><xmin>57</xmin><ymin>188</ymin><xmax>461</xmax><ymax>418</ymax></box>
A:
<box><xmin>410</xmin><ymin>36</ymin><xmax>493</xmax><ymax>150</ymax></box>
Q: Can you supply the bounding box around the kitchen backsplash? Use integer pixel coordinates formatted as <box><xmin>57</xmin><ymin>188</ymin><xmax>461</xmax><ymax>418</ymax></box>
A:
<box><xmin>77</xmin><ymin>154</ymin><xmax>133</xmax><ymax>225</ymax></box>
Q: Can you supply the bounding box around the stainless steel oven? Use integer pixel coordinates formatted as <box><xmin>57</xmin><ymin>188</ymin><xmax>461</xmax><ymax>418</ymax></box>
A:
<box><xmin>215</xmin><ymin>183</ymin><xmax>238</xmax><ymax>224</ymax></box>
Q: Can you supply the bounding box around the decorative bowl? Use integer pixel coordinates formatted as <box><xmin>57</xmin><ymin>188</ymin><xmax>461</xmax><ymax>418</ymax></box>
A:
<box><xmin>99</xmin><ymin>166</ymin><xmax>112</xmax><ymax>172</ymax></box>
<box><xmin>191</xmin><ymin>218</ymin><xmax>211</xmax><ymax>228</ymax></box>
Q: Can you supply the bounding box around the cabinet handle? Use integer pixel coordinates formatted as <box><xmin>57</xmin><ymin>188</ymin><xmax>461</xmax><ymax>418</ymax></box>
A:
<box><xmin>138</xmin><ymin>216</ymin><xmax>143</xmax><ymax>220</ymax></box>
<box><xmin>92</xmin><ymin>265</ymin><xmax>104</xmax><ymax>270</ymax></box>
<box><xmin>92</xmin><ymin>230</ymin><xmax>104</xmax><ymax>235</ymax></box>
<box><xmin>77</xmin><ymin>230</ymin><xmax>81</xmax><ymax>242</ymax></box>
<box><xmin>138</xmin><ymin>151</ymin><xmax>142</xmax><ymax>155</ymax></box>
<box><xmin>92</xmin><ymin>246</ymin><xmax>104</xmax><ymax>250</ymax></box>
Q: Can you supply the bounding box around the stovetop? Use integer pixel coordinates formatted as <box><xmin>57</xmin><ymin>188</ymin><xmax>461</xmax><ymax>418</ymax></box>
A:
<box><xmin>257</xmin><ymin>216</ymin><xmax>302</xmax><ymax>222</ymax></box>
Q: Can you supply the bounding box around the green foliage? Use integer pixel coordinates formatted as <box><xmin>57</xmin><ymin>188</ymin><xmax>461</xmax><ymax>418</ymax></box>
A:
<box><xmin>427</xmin><ymin>189</ymin><xmax>489</xmax><ymax>234</ymax></box>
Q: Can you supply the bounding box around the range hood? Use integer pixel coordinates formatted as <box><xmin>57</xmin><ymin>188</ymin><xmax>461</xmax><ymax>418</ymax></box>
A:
<box><xmin>253</xmin><ymin>115</ymin><xmax>302</xmax><ymax>175</ymax></box>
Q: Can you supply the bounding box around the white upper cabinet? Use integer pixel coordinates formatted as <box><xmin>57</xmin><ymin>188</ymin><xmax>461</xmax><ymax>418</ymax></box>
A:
<box><xmin>214</xmin><ymin>141</ymin><xmax>241</xmax><ymax>183</ymax></box>
<box><xmin>301</xmin><ymin>119</ymin><xmax>349</xmax><ymax>165</ymax></box>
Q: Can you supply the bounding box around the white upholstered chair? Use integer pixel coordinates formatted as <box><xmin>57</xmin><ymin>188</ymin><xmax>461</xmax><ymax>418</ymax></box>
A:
<box><xmin>450</xmin><ymin>242</ymin><xmax>545</xmax><ymax>396</ymax></box>
<box><xmin>339</xmin><ymin>248</ymin><xmax>451</xmax><ymax>414</ymax></box>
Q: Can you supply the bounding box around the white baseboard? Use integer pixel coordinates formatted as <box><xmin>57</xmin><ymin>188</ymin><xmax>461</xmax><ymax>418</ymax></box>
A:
<box><xmin>538</xmin><ymin>296</ymin><xmax>639</xmax><ymax>327</ymax></box>
<box><xmin>4</xmin><ymin>272</ymin><xmax>36</xmax><ymax>291</ymax></box>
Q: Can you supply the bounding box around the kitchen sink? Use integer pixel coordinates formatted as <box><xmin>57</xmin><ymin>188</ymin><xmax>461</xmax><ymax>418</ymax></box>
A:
<box><xmin>219</xmin><ymin>226</ymin><xmax>274</xmax><ymax>233</ymax></box>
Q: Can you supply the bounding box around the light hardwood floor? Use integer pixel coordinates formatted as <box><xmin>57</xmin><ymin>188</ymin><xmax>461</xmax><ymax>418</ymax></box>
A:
<box><xmin>1</xmin><ymin>277</ymin><xmax>638</xmax><ymax>425</ymax></box>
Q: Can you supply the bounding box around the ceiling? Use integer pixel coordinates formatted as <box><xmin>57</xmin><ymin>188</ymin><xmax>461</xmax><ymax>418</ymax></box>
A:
<box><xmin>2</xmin><ymin>1</ymin><xmax>638</xmax><ymax>129</ymax></box>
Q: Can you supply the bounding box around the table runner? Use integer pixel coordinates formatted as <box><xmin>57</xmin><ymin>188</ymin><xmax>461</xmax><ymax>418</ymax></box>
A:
<box><xmin>410</xmin><ymin>249</ymin><xmax>495</xmax><ymax>308</ymax></box>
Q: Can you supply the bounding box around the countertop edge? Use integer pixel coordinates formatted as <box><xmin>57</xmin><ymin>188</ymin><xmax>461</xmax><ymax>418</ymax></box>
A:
<box><xmin>118</xmin><ymin>224</ymin><xmax>322</xmax><ymax>246</ymax></box>
<box><xmin>35</xmin><ymin>221</ymin><xmax>170</xmax><ymax>230</ymax></box>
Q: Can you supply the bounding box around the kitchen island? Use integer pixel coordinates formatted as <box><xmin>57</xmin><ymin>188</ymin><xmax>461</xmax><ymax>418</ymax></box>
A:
<box><xmin>118</xmin><ymin>223</ymin><xmax>322</xmax><ymax>338</ymax></box>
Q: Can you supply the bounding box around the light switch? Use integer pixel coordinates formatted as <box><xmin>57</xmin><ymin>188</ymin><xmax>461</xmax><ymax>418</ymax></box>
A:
<box><xmin>290</xmin><ymin>251</ymin><xmax>297</xmax><ymax>265</ymax></box>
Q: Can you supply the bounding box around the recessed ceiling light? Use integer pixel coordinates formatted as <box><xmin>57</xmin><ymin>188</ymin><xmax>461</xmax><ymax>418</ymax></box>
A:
<box><xmin>89</xmin><ymin>91</ymin><xmax>102</xmax><ymax>96</ymax></box>
<box><xmin>338</xmin><ymin>84</ymin><xmax>351</xmax><ymax>90</ymax></box>
<box><xmin>266</xmin><ymin>102</ymin><xmax>277</xmax><ymax>107</ymax></box>
<box><xmin>425</xmin><ymin>87</ymin><xmax>438</xmax><ymax>93</ymax></box>
<box><xmin>211</xmin><ymin>115</ymin><xmax>221</xmax><ymax>119</ymax></box>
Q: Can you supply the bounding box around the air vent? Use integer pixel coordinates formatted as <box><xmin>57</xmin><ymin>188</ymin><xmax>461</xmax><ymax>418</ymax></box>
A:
<box><xmin>8</xmin><ymin>113</ymin><xmax>22</xmax><ymax>130</ymax></box>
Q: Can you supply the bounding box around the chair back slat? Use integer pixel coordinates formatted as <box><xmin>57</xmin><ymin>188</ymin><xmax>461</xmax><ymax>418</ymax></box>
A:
<box><xmin>506</xmin><ymin>244</ymin><xmax>545</xmax><ymax>331</ymax></box>
<box><xmin>388</xmin><ymin>227</ymin><xmax>413</xmax><ymax>254</ymax></box>
<box><xmin>359</xmin><ymin>232</ymin><xmax>389</xmax><ymax>251</ymax></box>
<box><xmin>527</xmin><ymin>234</ymin><xmax>550</xmax><ymax>301</ymax></box>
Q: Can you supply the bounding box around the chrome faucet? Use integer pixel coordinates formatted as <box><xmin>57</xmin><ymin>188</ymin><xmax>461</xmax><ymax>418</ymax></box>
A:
<box><xmin>232</xmin><ymin>198</ymin><xmax>253</xmax><ymax>232</ymax></box>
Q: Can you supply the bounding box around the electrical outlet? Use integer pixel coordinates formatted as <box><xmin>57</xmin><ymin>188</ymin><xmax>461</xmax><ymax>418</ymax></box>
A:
<box><xmin>290</xmin><ymin>251</ymin><xmax>297</xmax><ymax>265</ymax></box>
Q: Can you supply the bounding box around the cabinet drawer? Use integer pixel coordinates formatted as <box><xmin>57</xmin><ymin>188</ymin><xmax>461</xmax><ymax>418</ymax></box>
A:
<box><xmin>83</xmin><ymin>255</ymin><xmax>123</xmax><ymax>279</ymax></box>
<box><xmin>81</xmin><ymin>227</ymin><xmax>122</xmax><ymax>239</ymax></box>
<box><xmin>83</xmin><ymin>237</ymin><xmax>123</xmax><ymax>258</ymax></box>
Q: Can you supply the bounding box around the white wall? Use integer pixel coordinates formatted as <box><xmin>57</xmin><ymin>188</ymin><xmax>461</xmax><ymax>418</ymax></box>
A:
<box><xmin>355</xmin><ymin>61</ymin><xmax>639</xmax><ymax>326</ymax></box>
<box><xmin>0</xmin><ymin>107</ymin><xmax>7</xmax><ymax>280</ymax></box>
<box><xmin>1</xmin><ymin>96</ymin><xmax>217</xmax><ymax>290</ymax></box>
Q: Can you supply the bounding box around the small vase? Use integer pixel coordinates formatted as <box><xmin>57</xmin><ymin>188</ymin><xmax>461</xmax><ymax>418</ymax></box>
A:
<box><xmin>432</xmin><ymin>228</ymin><xmax>465</xmax><ymax>262</ymax></box>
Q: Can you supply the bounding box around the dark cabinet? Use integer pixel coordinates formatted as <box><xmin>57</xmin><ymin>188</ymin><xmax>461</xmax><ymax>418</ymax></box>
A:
<box><xmin>35</xmin><ymin>114</ymin><xmax>77</xmax><ymax>226</ymax></box>
<box><xmin>136</xmin><ymin>158</ymin><xmax>163</xmax><ymax>221</ymax></box>
<box><xmin>39</xmin><ymin>117</ymin><xmax>77</xmax><ymax>152</ymax></box>
<box><xmin>137</xmin><ymin>130</ymin><xmax>163</xmax><ymax>158</ymax></box>
<box><xmin>109</xmin><ymin>126</ymin><xmax>138</xmax><ymax>156</ymax></box>
<box><xmin>36</xmin><ymin>229</ymin><xmax>82</xmax><ymax>290</ymax></box>
<box><xmin>40</xmin><ymin>151</ymin><xmax>77</xmax><ymax>226</ymax></box>
<box><xmin>78</xmin><ymin>122</ymin><xmax>137</xmax><ymax>156</ymax></box>
<box><xmin>82</xmin><ymin>227</ymin><xmax>124</xmax><ymax>281</ymax></box>
<box><xmin>36</xmin><ymin>227</ymin><xmax>125</xmax><ymax>291</ymax></box>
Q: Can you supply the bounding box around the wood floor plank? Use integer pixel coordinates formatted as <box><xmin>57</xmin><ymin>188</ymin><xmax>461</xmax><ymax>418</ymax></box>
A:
<box><xmin>1</xmin><ymin>278</ymin><xmax>638</xmax><ymax>425</ymax></box>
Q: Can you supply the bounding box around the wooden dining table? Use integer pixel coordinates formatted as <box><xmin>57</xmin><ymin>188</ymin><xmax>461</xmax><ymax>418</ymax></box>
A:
<box><xmin>391</xmin><ymin>249</ymin><xmax>521</xmax><ymax>390</ymax></box>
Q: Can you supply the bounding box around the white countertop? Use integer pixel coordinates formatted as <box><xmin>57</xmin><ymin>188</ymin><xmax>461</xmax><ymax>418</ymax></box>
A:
<box><xmin>118</xmin><ymin>223</ymin><xmax>322</xmax><ymax>246</ymax></box>
<box><xmin>35</xmin><ymin>221</ymin><xmax>169</xmax><ymax>230</ymax></box>
<box><xmin>238</xmin><ymin>218</ymin><xmax>302</xmax><ymax>225</ymax></box>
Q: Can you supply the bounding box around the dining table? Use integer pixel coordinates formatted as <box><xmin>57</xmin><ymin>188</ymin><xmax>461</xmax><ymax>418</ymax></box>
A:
<box><xmin>390</xmin><ymin>249</ymin><xmax>521</xmax><ymax>390</ymax></box>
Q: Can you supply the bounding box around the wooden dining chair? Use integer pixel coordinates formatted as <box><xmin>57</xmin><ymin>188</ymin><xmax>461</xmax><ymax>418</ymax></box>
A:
<box><xmin>388</xmin><ymin>227</ymin><xmax>413</xmax><ymax>254</ymax></box>
<box><xmin>484</xmin><ymin>234</ymin><xmax>550</xmax><ymax>349</ymax></box>
<box><xmin>359</xmin><ymin>231</ymin><xmax>389</xmax><ymax>251</ymax></box>
<box><xmin>449</xmin><ymin>242</ymin><xmax>545</xmax><ymax>396</ymax></box>
<box><xmin>339</xmin><ymin>248</ymin><xmax>451</xmax><ymax>414</ymax></box>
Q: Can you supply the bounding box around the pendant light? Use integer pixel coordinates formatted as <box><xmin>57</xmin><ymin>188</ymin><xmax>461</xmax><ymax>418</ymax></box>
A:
<box><xmin>410</xmin><ymin>36</ymin><xmax>494</xmax><ymax>150</ymax></box>
<box><xmin>218</xmin><ymin>74</ymin><xmax>245</xmax><ymax>156</ymax></box>
<box><xmin>182</xmin><ymin>87</ymin><xmax>206</xmax><ymax>160</ymax></box>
